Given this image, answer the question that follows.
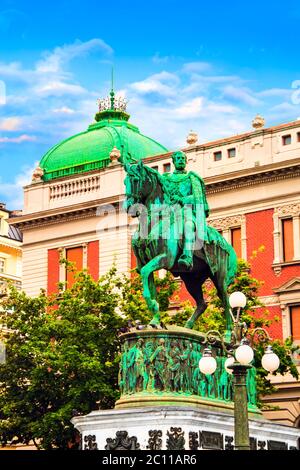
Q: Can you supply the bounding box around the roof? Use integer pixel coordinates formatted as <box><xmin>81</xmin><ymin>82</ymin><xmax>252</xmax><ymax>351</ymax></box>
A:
<box><xmin>184</xmin><ymin>119</ymin><xmax>300</xmax><ymax>151</ymax></box>
<box><xmin>39</xmin><ymin>105</ymin><xmax>168</xmax><ymax>181</ymax></box>
<box><xmin>8</xmin><ymin>225</ymin><xmax>23</xmax><ymax>242</ymax></box>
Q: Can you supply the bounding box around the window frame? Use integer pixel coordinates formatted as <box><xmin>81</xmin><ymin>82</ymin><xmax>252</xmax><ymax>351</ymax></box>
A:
<box><xmin>227</xmin><ymin>147</ymin><xmax>236</xmax><ymax>158</ymax></box>
<box><xmin>282</xmin><ymin>134</ymin><xmax>292</xmax><ymax>146</ymax></box>
<box><xmin>163</xmin><ymin>162</ymin><xmax>171</xmax><ymax>173</ymax></box>
<box><xmin>213</xmin><ymin>151</ymin><xmax>222</xmax><ymax>162</ymax></box>
<box><xmin>59</xmin><ymin>243</ymin><xmax>88</xmax><ymax>286</ymax></box>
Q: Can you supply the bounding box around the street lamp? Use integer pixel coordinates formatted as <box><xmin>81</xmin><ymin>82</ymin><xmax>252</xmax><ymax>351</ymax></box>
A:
<box><xmin>198</xmin><ymin>291</ymin><xmax>280</xmax><ymax>451</ymax></box>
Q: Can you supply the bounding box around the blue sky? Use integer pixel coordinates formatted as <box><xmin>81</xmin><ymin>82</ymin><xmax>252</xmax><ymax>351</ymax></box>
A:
<box><xmin>1</xmin><ymin>0</ymin><xmax>300</xmax><ymax>208</ymax></box>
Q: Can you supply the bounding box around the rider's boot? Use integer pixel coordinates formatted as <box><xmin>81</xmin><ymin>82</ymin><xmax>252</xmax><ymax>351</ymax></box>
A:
<box><xmin>178</xmin><ymin>219</ymin><xmax>194</xmax><ymax>270</ymax></box>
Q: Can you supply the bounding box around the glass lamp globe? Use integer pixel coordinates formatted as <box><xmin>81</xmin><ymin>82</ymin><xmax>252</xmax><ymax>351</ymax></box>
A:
<box><xmin>235</xmin><ymin>342</ymin><xmax>254</xmax><ymax>365</ymax></box>
<box><xmin>261</xmin><ymin>345</ymin><xmax>280</xmax><ymax>372</ymax></box>
<box><xmin>229</xmin><ymin>291</ymin><xmax>247</xmax><ymax>309</ymax></box>
<box><xmin>224</xmin><ymin>356</ymin><xmax>235</xmax><ymax>374</ymax></box>
<box><xmin>199</xmin><ymin>348</ymin><xmax>217</xmax><ymax>375</ymax></box>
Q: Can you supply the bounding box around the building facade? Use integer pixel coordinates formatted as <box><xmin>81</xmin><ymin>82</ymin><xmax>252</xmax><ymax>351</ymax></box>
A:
<box><xmin>0</xmin><ymin>203</ymin><xmax>22</xmax><ymax>296</ymax></box>
<box><xmin>9</xmin><ymin>97</ymin><xmax>300</xmax><ymax>426</ymax></box>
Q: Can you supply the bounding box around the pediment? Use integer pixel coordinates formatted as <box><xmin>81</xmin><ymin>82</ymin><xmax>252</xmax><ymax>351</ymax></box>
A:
<box><xmin>274</xmin><ymin>277</ymin><xmax>300</xmax><ymax>294</ymax></box>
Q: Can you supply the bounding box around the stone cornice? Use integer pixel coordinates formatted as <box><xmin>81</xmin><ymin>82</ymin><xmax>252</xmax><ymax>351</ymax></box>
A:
<box><xmin>205</xmin><ymin>158</ymin><xmax>300</xmax><ymax>194</ymax></box>
<box><xmin>9</xmin><ymin>196</ymin><xmax>123</xmax><ymax>230</ymax></box>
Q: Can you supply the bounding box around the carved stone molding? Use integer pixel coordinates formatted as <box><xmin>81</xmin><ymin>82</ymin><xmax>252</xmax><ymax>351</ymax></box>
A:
<box><xmin>274</xmin><ymin>203</ymin><xmax>300</xmax><ymax>217</ymax></box>
<box><xmin>258</xmin><ymin>440</ymin><xmax>266</xmax><ymax>450</ymax></box>
<box><xmin>189</xmin><ymin>432</ymin><xmax>200</xmax><ymax>450</ymax></box>
<box><xmin>206</xmin><ymin>164</ymin><xmax>300</xmax><ymax>195</ymax></box>
<box><xmin>250</xmin><ymin>437</ymin><xmax>257</xmax><ymax>450</ymax></box>
<box><xmin>268</xmin><ymin>440</ymin><xmax>288</xmax><ymax>450</ymax></box>
<box><xmin>225</xmin><ymin>435</ymin><xmax>234</xmax><ymax>450</ymax></box>
<box><xmin>208</xmin><ymin>214</ymin><xmax>245</xmax><ymax>231</ymax></box>
<box><xmin>166</xmin><ymin>427</ymin><xmax>185</xmax><ymax>450</ymax></box>
<box><xmin>200</xmin><ymin>431</ymin><xmax>223</xmax><ymax>450</ymax></box>
<box><xmin>147</xmin><ymin>430</ymin><xmax>162</xmax><ymax>450</ymax></box>
<box><xmin>105</xmin><ymin>431</ymin><xmax>140</xmax><ymax>450</ymax></box>
<box><xmin>83</xmin><ymin>434</ymin><xmax>98</xmax><ymax>450</ymax></box>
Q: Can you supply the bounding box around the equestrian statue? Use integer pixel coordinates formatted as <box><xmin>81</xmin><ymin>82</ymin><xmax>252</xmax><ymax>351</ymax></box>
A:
<box><xmin>122</xmin><ymin>150</ymin><xmax>238</xmax><ymax>339</ymax></box>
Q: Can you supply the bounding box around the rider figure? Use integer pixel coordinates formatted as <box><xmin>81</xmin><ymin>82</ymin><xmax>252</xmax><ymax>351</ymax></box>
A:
<box><xmin>161</xmin><ymin>151</ymin><xmax>210</xmax><ymax>270</ymax></box>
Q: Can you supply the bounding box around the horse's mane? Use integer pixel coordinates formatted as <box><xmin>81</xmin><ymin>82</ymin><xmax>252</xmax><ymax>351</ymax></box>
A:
<box><xmin>142</xmin><ymin>165</ymin><xmax>171</xmax><ymax>202</ymax></box>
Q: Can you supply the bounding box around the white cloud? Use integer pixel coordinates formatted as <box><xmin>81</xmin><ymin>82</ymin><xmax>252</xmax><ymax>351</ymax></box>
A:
<box><xmin>35</xmin><ymin>81</ymin><xmax>87</xmax><ymax>96</ymax></box>
<box><xmin>258</xmin><ymin>88</ymin><xmax>291</xmax><ymax>99</ymax></box>
<box><xmin>0</xmin><ymin>117</ymin><xmax>22</xmax><ymax>131</ymax></box>
<box><xmin>152</xmin><ymin>53</ymin><xmax>170</xmax><ymax>64</ymax></box>
<box><xmin>0</xmin><ymin>134</ymin><xmax>36</xmax><ymax>143</ymax></box>
<box><xmin>130</xmin><ymin>71</ymin><xmax>180</xmax><ymax>97</ymax></box>
<box><xmin>52</xmin><ymin>106</ymin><xmax>76</xmax><ymax>114</ymax></box>
<box><xmin>36</xmin><ymin>39</ymin><xmax>113</xmax><ymax>74</ymax></box>
<box><xmin>182</xmin><ymin>62</ymin><xmax>211</xmax><ymax>73</ymax></box>
<box><xmin>222</xmin><ymin>85</ymin><xmax>262</xmax><ymax>107</ymax></box>
<box><xmin>172</xmin><ymin>97</ymin><xmax>204</xmax><ymax>119</ymax></box>
<box><xmin>0</xmin><ymin>161</ymin><xmax>38</xmax><ymax>209</ymax></box>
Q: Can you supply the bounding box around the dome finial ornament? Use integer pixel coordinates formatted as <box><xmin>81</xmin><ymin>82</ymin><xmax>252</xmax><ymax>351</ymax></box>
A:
<box><xmin>109</xmin><ymin>146</ymin><xmax>121</xmax><ymax>165</ymax></box>
<box><xmin>252</xmin><ymin>114</ymin><xmax>265</xmax><ymax>129</ymax></box>
<box><xmin>32</xmin><ymin>165</ymin><xmax>44</xmax><ymax>183</ymax></box>
<box><xmin>186</xmin><ymin>130</ymin><xmax>198</xmax><ymax>145</ymax></box>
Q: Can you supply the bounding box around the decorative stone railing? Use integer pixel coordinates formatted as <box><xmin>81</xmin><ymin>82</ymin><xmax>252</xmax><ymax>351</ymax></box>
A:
<box><xmin>49</xmin><ymin>175</ymin><xmax>101</xmax><ymax>200</ymax></box>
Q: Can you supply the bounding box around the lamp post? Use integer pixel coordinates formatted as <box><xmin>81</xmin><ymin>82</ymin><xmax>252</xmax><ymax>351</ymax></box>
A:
<box><xmin>198</xmin><ymin>291</ymin><xmax>280</xmax><ymax>451</ymax></box>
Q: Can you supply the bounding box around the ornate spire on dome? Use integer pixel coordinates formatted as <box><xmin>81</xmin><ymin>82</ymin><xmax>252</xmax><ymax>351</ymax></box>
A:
<box><xmin>95</xmin><ymin>69</ymin><xmax>129</xmax><ymax>122</ymax></box>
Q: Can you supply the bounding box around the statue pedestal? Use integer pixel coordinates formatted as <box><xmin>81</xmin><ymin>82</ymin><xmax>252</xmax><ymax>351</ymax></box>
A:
<box><xmin>72</xmin><ymin>405</ymin><xmax>300</xmax><ymax>450</ymax></box>
<box><xmin>72</xmin><ymin>326</ymin><xmax>300</xmax><ymax>450</ymax></box>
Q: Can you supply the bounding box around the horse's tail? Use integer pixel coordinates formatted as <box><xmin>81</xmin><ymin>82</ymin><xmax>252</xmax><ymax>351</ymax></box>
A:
<box><xmin>204</xmin><ymin>226</ymin><xmax>238</xmax><ymax>287</ymax></box>
<box><xmin>226</xmin><ymin>244</ymin><xmax>238</xmax><ymax>287</ymax></box>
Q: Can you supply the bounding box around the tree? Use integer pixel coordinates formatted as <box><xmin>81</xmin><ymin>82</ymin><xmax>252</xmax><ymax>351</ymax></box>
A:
<box><xmin>0</xmin><ymin>267</ymin><xmax>124</xmax><ymax>450</ymax></box>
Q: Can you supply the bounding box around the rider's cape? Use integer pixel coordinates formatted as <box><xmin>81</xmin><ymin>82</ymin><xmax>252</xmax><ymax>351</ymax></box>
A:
<box><xmin>189</xmin><ymin>172</ymin><xmax>237</xmax><ymax>286</ymax></box>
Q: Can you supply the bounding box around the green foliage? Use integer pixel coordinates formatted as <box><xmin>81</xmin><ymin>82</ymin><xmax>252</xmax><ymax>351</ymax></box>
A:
<box><xmin>120</xmin><ymin>270</ymin><xmax>178</xmax><ymax>325</ymax></box>
<box><xmin>0</xmin><ymin>266</ymin><xmax>124</xmax><ymax>450</ymax></box>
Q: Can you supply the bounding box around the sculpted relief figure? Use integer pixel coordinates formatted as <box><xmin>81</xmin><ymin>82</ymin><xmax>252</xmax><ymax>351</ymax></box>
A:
<box><xmin>123</xmin><ymin>151</ymin><xmax>238</xmax><ymax>339</ymax></box>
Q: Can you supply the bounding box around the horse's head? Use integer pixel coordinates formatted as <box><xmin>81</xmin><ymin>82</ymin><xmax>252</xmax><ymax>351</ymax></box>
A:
<box><xmin>123</xmin><ymin>160</ymin><xmax>156</xmax><ymax>215</ymax></box>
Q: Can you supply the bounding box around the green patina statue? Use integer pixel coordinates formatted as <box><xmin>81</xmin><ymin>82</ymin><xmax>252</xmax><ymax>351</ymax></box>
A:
<box><xmin>123</xmin><ymin>151</ymin><xmax>238</xmax><ymax>338</ymax></box>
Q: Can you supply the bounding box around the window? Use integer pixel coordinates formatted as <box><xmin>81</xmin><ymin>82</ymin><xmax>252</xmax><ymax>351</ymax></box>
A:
<box><xmin>214</xmin><ymin>151</ymin><xmax>222</xmax><ymax>161</ymax></box>
<box><xmin>66</xmin><ymin>246</ymin><xmax>83</xmax><ymax>287</ymax></box>
<box><xmin>152</xmin><ymin>166</ymin><xmax>158</xmax><ymax>172</ymax></box>
<box><xmin>297</xmin><ymin>132</ymin><xmax>300</xmax><ymax>143</ymax></box>
<box><xmin>163</xmin><ymin>163</ymin><xmax>171</xmax><ymax>173</ymax></box>
<box><xmin>290</xmin><ymin>305</ymin><xmax>300</xmax><ymax>342</ymax></box>
<box><xmin>282</xmin><ymin>218</ymin><xmax>294</xmax><ymax>262</ymax></box>
<box><xmin>231</xmin><ymin>227</ymin><xmax>242</xmax><ymax>258</ymax></box>
<box><xmin>228</xmin><ymin>148</ymin><xmax>236</xmax><ymax>158</ymax></box>
<box><xmin>282</xmin><ymin>134</ymin><xmax>291</xmax><ymax>145</ymax></box>
<box><xmin>0</xmin><ymin>258</ymin><xmax>5</xmax><ymax>273</ymax></box>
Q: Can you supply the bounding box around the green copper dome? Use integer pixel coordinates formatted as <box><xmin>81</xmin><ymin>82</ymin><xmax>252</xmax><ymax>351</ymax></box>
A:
<box><xmin>40</xmin><ymin>93</ymin><xmax>168</xmax><ymax>181</ymax></box>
